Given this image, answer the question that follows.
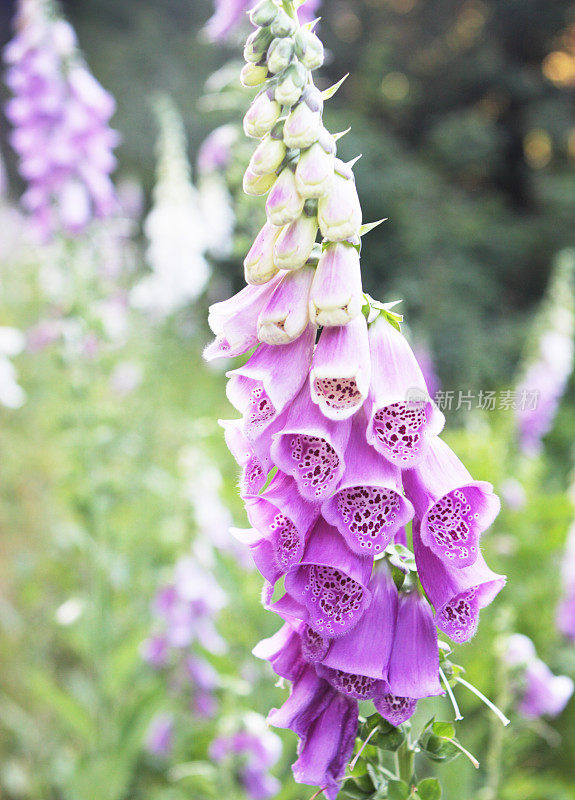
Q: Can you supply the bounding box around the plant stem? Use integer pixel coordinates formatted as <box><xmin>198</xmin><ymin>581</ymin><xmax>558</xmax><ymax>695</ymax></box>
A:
<box><xmin>396</xmin><ymin>738</ymin><xmax>414</xmax><ymax>785</ymax></box>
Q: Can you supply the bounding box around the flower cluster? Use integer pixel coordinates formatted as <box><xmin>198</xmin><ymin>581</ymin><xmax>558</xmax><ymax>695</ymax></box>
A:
<box><xmin>206</xmin><ymin>1</ymin><xmax>504</xmax><ymax>795</ymax></box>
<box><xmin>141</xmin><ymin>552</ymin><xmax>227</xmax><ymax>723</ymax></box>
<box><xmin>204</xmin><ymin>0</ymin><xmax>321</xmax><ymax>42</ymax></box>
<box><xmin>4</xmin><ymin>0</ymin><xmax>118</xmax><ymax>240</ymax></box>
<box><xmin>504</xmin><ymin>634</ymin><xmax>573</xmax><ymax>719</ymax></box>
<box><xmin>209</xmin><ymin>713</ymin><xmax>282</xmax><ymax>800</ymax></box>
<box><xmin>514</xmin><ymin>249</ymin><xmax>575</xmax><ymax>456</ymax></box>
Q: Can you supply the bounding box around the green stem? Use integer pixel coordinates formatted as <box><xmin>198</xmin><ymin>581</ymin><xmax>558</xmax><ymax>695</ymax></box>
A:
<box><xmin>481</xmin><ymin>647</ymin><xmax>510</xmax><ymax>800</ymax></box>
<box><xmin>396</xmin><ymin>738</ymin><xmax>415</xmax><ymax>786</ymax></box>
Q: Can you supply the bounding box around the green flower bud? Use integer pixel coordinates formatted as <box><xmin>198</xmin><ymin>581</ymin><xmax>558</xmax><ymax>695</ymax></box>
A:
<box><xmin>249</xmin><ymin>134</ymin><xmax>287</xmax><ymax>175</ymax></box>
<box><xmin>283</xmin><ymin>101</ymin><xmax>322</xmax><ymax>149</ymax></box>
<box><xmin>250</xmin><ymin>0</ymin><xmax>279</xmax><ymax>28</ymax></box>
<box><xmin>243</xmin><ymin>167</ymin><xmax>277</xmax><ymax>196</ymax></box>
<box><xmin>295</xmin><ymin>28</ymin><xmax>325</xmax><ymax>71</ymax></box>
<box><xmin>275</xmin><ymin>62</ymin><xmax>307</xmax><ymax>106</ymax></box>
<box><xmin>243</xmin><ymin>91</ymin><xmax>281</xmax><ymax>138</ymax></box>
<box><xmin>267</xmin><ymin>37</ymin><xmax>294</xmax><ymax>75</ymax></box>
<box><xmin>244</xmin><ymin>27</ymin><xmax>273</xmax><ymax>63</ymax></box>
<box><xmin>240</xmin><ymin>62</ymin><xmax>269</xmax><ymax>88</ymax></box>
<box><xmin>271</xmin><ymin>8</ymin><xmax>297</xmax><ymax>38</ymax></box>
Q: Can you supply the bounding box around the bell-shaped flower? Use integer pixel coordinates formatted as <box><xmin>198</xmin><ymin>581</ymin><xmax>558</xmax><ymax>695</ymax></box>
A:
<box><xmin>322</xmin><ymin>415</ymin><xmax>414</xmax><ymax>555</ymax></box>
<box><xmin>205</xmin><ymin>274</ymin><xmax>283</xmax><ymax>361</ymax></box>
<box><xmin>245</xmin><ymin>472</ymin><xmax>320</xmax><ymax>576</ymax></box>
<box><xmin>283</xmin><ymin>101</ymin><xmax>322</xmax><ymax>150</ymax></box>
<box><xmin>374</xmin><ymin>694</ymin><xmax>418</xmax><ymax>727</ymax></box>
<box><xmin>243</xmin><ymin>167</ymin><xmax>276</xmax><ymax>196</ymax></box>
<box><xmin>386</xmin><ymin>591</ymin><xmax>443</xmax><ymax>700</ymax></box>
<box><xmin>220</xmin><ymin>418</ymin><xmax>271</xmax><ymax>498</ymax></box>
<box><xmin>249</xmin><ymin>134</ymin><xmax>286</xmax><ymax>176</ymax></box>
<box><xmin>413</xmin><ymin>519</ymin><xmax>506</xmax><ymax>643</ymax></box>
<box><xmin>518</xmin><ymin>660</ymin><xmax>574</xmax><ymax>719</ymax></box>
<box><xmin>271</xmin><ymin>383</ymin><xmax>352</xmax><ymax>501</ymax></box>
<box><xmin>296</xmin><ymin>138</ymin><xmax>335</xmax><ymax>199</ymax></box>
<box><xmin>403</xmin><ymin>437</ymin><xmax>500</xmax><ymax>568</ymax></box>
<box><xmin>253</xmin><ymin>622</ymin><xmax>306</xmax><ymax>682</ymax></box>
<box><xmin>283</xmin><ymin>519</ymin><xmax>373</xmax><ymax>638</ymax></box>
<box><xmin>310</xmin><ymin>314</ymin><xmax>371</xmax><ymax>420</ymax></box>
<box><xmin>365</xmin><ymin>315</ymin><xmax>445</xmax><ymax>468</ymax></box>
<box><xmin>309</xmin><ymin>242</ymin><xmax>363</xmax><ymax>327</ymax></box>
<box><xmin>274</xmin><ymin>213</ymin><xmax>319</xmax><ymax>271</ymax></box>
<box><xmin>315</xmin><ymin>565</ymin><xmax>398</xmax><ymax>700</ymax></box>
<box><xmin>227</xmin><ymin>325</ymin><xmax>315</xmax><ymax>441</ymax></box>
<box><xmin>244</xmin><ymin>221</ymin><xmax>282</xmax><ymax>285</ymax></box>
<box><xmin>244</xmin><ymin>91</ymin><xmax>282</xmax><ymax>139</ymax></box>
<box><xmin>268</xmin><ymin>665</ymin><xmax>358</xmax><ymax>800</ymax></box>
<box><xmin>257</xmin><ymin>267</ymin><xmax>315</xmax><ymax>345</ymax></box>
<box><xmin>266</xmin><ymin>168</ymin><xmax>305</xmax><ymax>227</ymax></box>
<box><xmin>318</xmin><ymin>166</ymin><xmax>362</xmax><ymax>241</ymax></box>
<box><xmin>231</xmin><ymin>526</ymin><xmax>285</xmax><ymax>586</ymax></box>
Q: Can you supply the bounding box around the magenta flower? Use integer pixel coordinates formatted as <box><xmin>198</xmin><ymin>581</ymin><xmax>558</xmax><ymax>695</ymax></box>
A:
<box><xmin>4</xmin><ymin>0</ymin><xmax>118</xmax><ymax>240</ymax></box>
<box><xmin>403</xmin><ymin>437</ymin><xmax>500</xmax><ymax>568</ymax></box>
<box><xmin>145</xmin><ymin>712</ymin><xmax>174</xmax><ymax>757</ymax></box>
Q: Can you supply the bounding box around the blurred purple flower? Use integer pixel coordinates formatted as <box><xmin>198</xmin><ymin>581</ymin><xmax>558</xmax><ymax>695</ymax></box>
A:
<box><xmin>4</xmin><ymin>0</ymin><xmax>119</xmax><ymax>240</ymax></box>
<box><xmin>197</xmin><ymin>124</ymin><xmax>238</xmax><ymax>176</ymax></box>
<box><xmin>145</xmin><ymin>712</ymin><xmax>174</xmax><ymax>757</ymax></box>
<box><xmin>204</xmin><ymin>0</ymin><xmax>322</xmax><ymax>42</ymax></box>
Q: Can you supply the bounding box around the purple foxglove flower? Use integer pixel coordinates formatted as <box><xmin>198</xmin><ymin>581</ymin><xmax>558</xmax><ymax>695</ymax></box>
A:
<box><xmin>197</xmin><ymin>124</ymin><xmax>238</xmax><ymax>175</ymax></box>
<box><xmin>283</xmin><ymin>100</ymin><xmax>323</xmax><ymax>150</ymax></box>
<box><xmin>253</xmin><ymin>621</ymin><xmax>307</xmax><ymax>681</ymax></box>
<box><xmin>365</xmin><ymin>315</ymin><xmax>445</xmax><ymax>468</ymax></box>
<box><xmin>310</xmin><ymin>314</ymin><xmax>371</xmax><ymax>420</ymax></box>
<box><xmin>226</xmin><ymin>326</ymin><xmax>315</xmax><ymax>439</ymax></box>
<box><xmin>374</xmin><ymin>694</ymin><xmax>418</xmax><ymax>727</ymax></box>
<box><xmin>500</xmin><ymin>477</ymin><xmax>527</xmax><ymax>511</ymax></box>
<box><xmin>273</xmin><ymin>214</ymin><xmax>318</xmax><ymax>271</ymax></box>
<box><xmin>271</xmin><ymin>383</ymin><xmax>352</xmax><ymax>501</ymax></box>
<box><xmin>322</xmin><ymin>415</ymin><xmax>414</xmax><ymax>555</ymax></box>
<box><xmin>203</xmin><ymin>0</ymin><xmax>252</xmax><ymax>41</ymax></box>
<box><xmin>244</xmin><ymin>90</ymin><xmax>282</xmax><ymax>139</ymax></box>
<box><xmin>403</xmin><ymin>437</ymin><xmax>500</xmax><ymax>568</ymax></box>
<box><xmin>268</xmin><ymin>663</ymin><xmax>334</xmax><ymax>735</ymax></box>
<box><xmin>245</xmin><ymin>471</ymin><xmax>320</xmax><ymax>573</ymax></box>
<box><xmin>296</xmin><ymin>138</ymin><xmax>336</xmax><ymax>199</ymax></box>
<box><xmin>145</xmin><ymin>712</ymin><xmax>174</xmax><ymax>757</ymax></box>
<box><xmin>205</xmin><ymin>273</ymin><xmax>283</xmax><ymax>361</ymax></box>
<box><xmin>292</xmin><ymin>687</ymin><xmax>358</xmax><ymax>800</ymax></box>
<box><xmin>257</xmin><ymin>267</ymin><xmax>315</xmax><ymax>345</ymax></box>
<box><xmin>386</xmin><ymin>591</ymin><xmax>442</xmax><ymax>699</ymax></box>
<box><xmin>141</xmin><ymin>634</ymin><xmax>170</xmax><ymax>668</ymax></box>
<box><xmin>316</xmin><ymin>566</ymin><xmax>398</xmax><ymax>699</ymax></box>
<box><xmin>266</xmin><ymin>168</ymin><xmax>305</xmax><ymax>227</ymax></box>
<box><xmin>503</xmin><ymin>633</ymin><xmax>536</xmax><ymax>667</ymax></box>
<box><xmin>518</xmin><ymin>659</ymin><xmax>573</xmax><ymax>719</ymax></box>
<box><xmin>283</xmin><ymin>519</ymin><xmax>373</xmax><ymax>637</ymax></box>
<box><xmin>4</xmin><ymin>4</ymin><xmax>118</xmax><ymax>240</ymax></box>
<box><xmin>317</xmin><ymin>167</ymin><xmax>362</xmax><ymax>242</ymax></box>
<box><xmin>220</xmin><ymin>418</ymin><xmax>271</xmax><ymax>497</ymax></box>
<box><xmin>413</xmin><ymin>519</ymin><xmax>506</xmax><ymax>642</ymax></box>
<box><xmin>244</xmin><ymin>221</ymin><xmax>282</xmax><ymax>284</ymax></box>
<box><xmin>309</xmin><ymin>242</ymin><xmax>363</xmax><ymax>327</ymax></box>
<box><xmin>249</xmin><ymin>134</ymin><xmax>287</xmax><ymax>176</ymax></box>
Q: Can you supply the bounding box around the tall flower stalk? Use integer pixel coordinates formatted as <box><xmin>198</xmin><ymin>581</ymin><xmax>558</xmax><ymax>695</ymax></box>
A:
<box><xmin>206</xmin><ymin>1</ymin><xmax>505</xmax><ymax>796</ymax></box>
<box><xmin>4</xmin><ymin>0</ymin><xmax>119</xmax><ymax>240</ymax></box>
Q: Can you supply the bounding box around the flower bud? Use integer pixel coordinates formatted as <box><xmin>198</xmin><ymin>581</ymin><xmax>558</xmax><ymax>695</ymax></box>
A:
<box><xmin>283</xmin><ymin>102</ymin><xmax>322</xmax><ymax>149</ymax></box>
<box><xmin>243</xmin><ymin>167</ymin><xmax>276</xmax><ymax>196</ymax></box>
<box><xmin>243</xmin><ymin>91</ymin><xmax>281</xmax><ymax>139</ymax></box>
<box><xmin>271</xmin><ymin>8</ymin><xmax>298</xmax><ymax>38</ymax></box>
<box><xmin>274</xmin><ymin>214</ymin><xmax>318</xmax><ymax>270</ymax></box>
<box><xmin>241</xmin><ymin>62</ymin><xmax>268</xmax><ymax>88</ymax></box>
<box><xmin>309</xmin><ymin>242</ymin><xmax>363</xmax><ymax>326</ymax></box>
<box><xmin>295</xmin><ymin>29</ymin><xmax>325</xmax><ymax>71</ymax></box>
<box><xmin>244</xmin><ymin>27</ymin><xmax>273</xmax><ymax>63</ymax></box>
<box><xmin>318</xmin><ymin>170</ymin><xmax>362</xmax><ymax>241</ymax></box>
<box><xmin>267</xmin><ymin>38</ymin><xmax>294</xmax><ymax>75</ymax></box>
<box><xmin>249</xmin><ymin>134</ymin><xmax>286</xmax><ymax>175</ymax></box>
<box><xmin>244</xmin><ymin>221</ymin><xmax>282</xmax><ymax>285</ymax></box>
<box><xmin>257</xmin><ymin>267</ymin><xmax>315</xmax><ymax>345</ymax></box>
<box><xmin>266</xmin><ymin>168</ymin><xmax>305</xmax><ymax>226</ymax></box>
<box><xmin>250</xmin><ymin>0</ymin><xmax>279</xmax><ymax>27</ymax></box>
<box><xmin>275</xmin><ymin>63</ymin><xmax>306</xmax><ymax>106</ymax></box>
<box><xmin>295</xmin><ymin>142</ymin><xmax>335</xmax><ymax>199</ymax></box>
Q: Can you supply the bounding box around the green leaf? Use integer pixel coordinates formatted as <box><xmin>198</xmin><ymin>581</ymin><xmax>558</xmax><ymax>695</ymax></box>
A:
<box><xmin>322</xmin><ymin>73</ymin><xmax>349</xmax><ymax>100</ymax></box>
<box><xmin>388</xmin><ymin>779</ymin><xmax>410</xmax><ymax>800</ymax></box>
<box><xmin>432</xmin><ymin>721</ymin><xmax>455</xmax><ymax>739</ymax></box>
<box><xmin>416</xmin><ymin>778</ymin><xmax>442</xmax><ymax>800</ymax></box>
<box><xmin>359</xmin><ymin>219</ymin><xmax>388</xmax><ymax>237</ymax></box>
<box><xmin>418</xmin><ymin>733</ymin><xmax>461</xmax><ymax>764</ymax></box>
<box><xmin>359</xmin><ymin>713</ymin><xmax>406</xmax><ymax>752</ymax></box>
